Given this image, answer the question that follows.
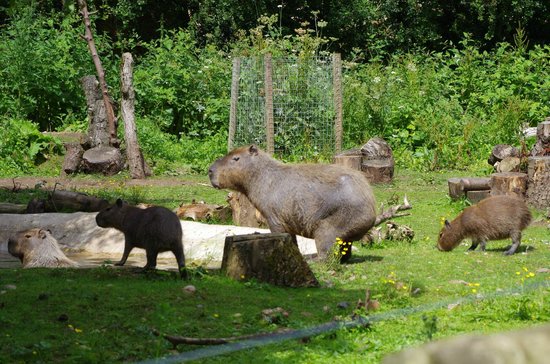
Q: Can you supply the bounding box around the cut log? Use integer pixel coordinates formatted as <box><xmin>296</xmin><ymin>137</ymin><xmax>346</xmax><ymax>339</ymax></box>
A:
<box><xmin>466</xmin><ymin>190</ymin><xmax>491</xmax><ymax>203</ymax></box>
<box><xmin>221</xmin><ymin>233</ymin><xmax>319</xmax><ymax>287</ymax></box>
<box><xmin>488</xmin><ymin>144</ymin><xmax>519</xmax><ymax>166</ymax></box>
<box><xmin>227</xmin><ymin>192</ymin><xmax>267</xmax><ymax>228</ymax></box>
<box><xmin>61</xmin><ymin>143</ymin><xmax>84</xmax><ymax>175</ymax></box>
<box><xmin>490</xmin><ymin>172</ymin><xmax>528</xmax><ymax>198</ymax></box>
<box><xmin>361</xmin><ymin>137</ymin><xmax>393</xmax><ymax>160</ymax></box>
<box><xmin>47</xmin><ymin>190</ymin><xmax>110</xmax><ymax>212</ymax></box>
<box><xmin>0</xmin><ymin>203</ymin><xmax>27</xmax><ymax>214</ymax></box>
<box><xmin>530</xmin><ymin>119</ymin><xmax>550</xmax><ymax>157</ymax></box>
<box><xmin>361</xmin><ymin>159</ymin><xmax>394</xmax><ymax>184</ymax></box>
<box><xmin>447</xmin><ymin>177</ymin><xmax>491</xmax><ymax>200</ymax></box>
<box><xmin>333</xmin><ymin>155</ymin><xmax>362</xmax><ymax>170</ymax></box>
<box><xmin>526</xmin><ymin>156</ymin><xmax>550</xmax><ymax>209</ymax></box>
<box><xmin>495</xmin><ymin>156</ymin><xmax>521</xmax><ymax>173</ymax></box>
<box><xmin>80</xmin><ymin>146</ymin><xmax>124</xmax><ymax>176</ymax></box>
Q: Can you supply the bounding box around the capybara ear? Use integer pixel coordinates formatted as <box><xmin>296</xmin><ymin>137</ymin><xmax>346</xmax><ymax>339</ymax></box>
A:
<box><xmin>116</xmin><ymin>198</ymin><xmax>123</xmax><ymax>207</ymax></box>
<box><xmin>38</xmin><ymin>229</ymin><xmax>48</xmax><ymax>239</ymax></box>
<box><xmin>445</xmin><ymin>220</ymin><xmax>451</xmax><ymax>228</ymax></box>
<box><xmin>248</xmin><ymin>145</ymin><xmax>259</xmax><ymax>156</ymax></box>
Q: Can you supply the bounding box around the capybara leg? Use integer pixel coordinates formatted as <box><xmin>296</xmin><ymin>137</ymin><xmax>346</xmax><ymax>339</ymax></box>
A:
<box><xmin>115</xmin><ymin>242</ymin><xmax>133</xmax><ymax>266</ymax></box>
<box><xmin>144</xmin><ymin>249</ymin><xmax>158</xmax><ymax>269</ymax></box>
<box><xmin>505</xmin><ymin>232</ymin><xmax>522</xmax><ymax>255</ymax></box>
<box><xmin>468</xmin><ymin>240</ymin><xmax>479</xmax><ymax>251</ymax></box>
<box><xmin>172</xmin><ymin>245</ymin><xmax>188</xmax><ymax>279</ymax></box>
<box><xmin>314</xmin><ymin>226</ymin><xmax>339</xmax><ymax>261</ymax></box>
<box><xmin>479</xmin><ymin>240</ymin><xmax>487</xmax><ymax>251</ymax></box>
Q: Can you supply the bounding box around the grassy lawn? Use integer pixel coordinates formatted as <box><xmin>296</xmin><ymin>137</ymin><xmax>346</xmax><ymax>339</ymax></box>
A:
<box><xmin>1</xmin><ymin>169</ymin><xmax>549</xmax><ymax>363</ymax></box>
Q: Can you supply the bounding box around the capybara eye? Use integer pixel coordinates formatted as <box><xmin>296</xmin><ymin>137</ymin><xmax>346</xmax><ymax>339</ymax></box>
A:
<box><xmin>233</xmin><ymin>157</ymin><xmax>240</xmax><ymax>161</ymax></box>
<box><xmin>25</xmin><ymin>234</ymin><xmax>32</xmax><ymax>238</ymax></box>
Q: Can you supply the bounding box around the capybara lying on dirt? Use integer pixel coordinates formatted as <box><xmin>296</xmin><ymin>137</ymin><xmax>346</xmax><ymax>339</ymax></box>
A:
<box><xmin>95</xmin><ymin>199</ymin><xmax>187</xmax><ymax>278</ymax></box>
<box><xmin>208</xmin><ymin>145</ymin><xmax>377</xmax><ymax>261</ymax></box>
<box><xmin>437</xmin><ymin>195</ymin><xmax>532</xmax><ymax>255</ymax></box>
<box><xmin>8</xmin><ymin>228</ymin><xmax>78</xmax><ymax>268</ymax></box>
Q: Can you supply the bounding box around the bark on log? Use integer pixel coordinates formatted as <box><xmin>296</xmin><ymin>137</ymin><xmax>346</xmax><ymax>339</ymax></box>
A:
<box><xmin>487</xmin><ymin>144</ymin><xmax>519</xmax><ymax>166</ymax></box>
<box><xmin>495</xmin><ymin>156</ymin><xmax>521</xmax><ymax>173</ymax></box>
<box><xmin>77</xmin><ymin>0</ymin><xmax>118</xmax><ymax>145</ymax></box>
<box><xmin>466</xmin><ymin>190</ymin><xmax>491</xmax><ymax>204</ymax></box>
<box><xmin>227</xmin><ymin>192</ymin><xmax>267</xmax><ymax>228</ymax></box>
<box><xmin>361</xmin><ymin>159</ymin><xmax>394</xmax><ymax>184</ymax></box>
<box><xmin>361</xmin><ymin>137</ymin><xmax>393</xmax><ymax>160</ymax></box>
<box><xmin>0</xmin><ymin>203</ymin><xmax>27</xmax><ymax>214</ymax></box>
<box><xmin>80</xmin><ymin>146</ymin><xmax>124</xmax><ymax>176</ymax></box>
<box><xmin>526</xmin><ymin>156</ymin><xmax>550</xmax><ymax>209</ymax></box>
<box><xmin>81</xmin><ymin>75</ymin><xmax>111</xmax><ymax>148</ymax></box>
<box><xmin>530</xmin><ymin>119</ymin><xmax>550</xmax><ymax>157</ymax></box>
<box><xmin>447</xmin><ymin>177</ymin><xmax>491</xmax><ymax>200</ymax></box>
<box><xmin>121</xmin><ymin>52</ymin><xmax>150</xmax><ymax>179</ymax></box>
<box><xmin>61</xmin><ymin>143</ymin><xmax>84</xmax><ymax>175</ymax></box>
<box><xmin>221</xmin><ymin>233</ymin><xmax>319</xmax><ymax>287</ymax></box>
<box><xmin>333</xmin><ymin>155</ymin><xmax>362</xmax><ymax>170</ymax></box>
<box><xmin>47</xmin><ymin>190</ymin><xmax>110</xmax><ymax>212</ymax></box>
<box><xmin>490</xmin><ymin>172</ymin><xmax>528</xmax><ymax>198</ymax></box>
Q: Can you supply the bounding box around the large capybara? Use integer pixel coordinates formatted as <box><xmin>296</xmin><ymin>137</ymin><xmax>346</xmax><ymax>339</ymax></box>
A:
<box><xmin>208</xmin><ymin>145</ymin><xmax>377</xmax><ymax>261</ymax></box>
<box><xmin>8</xmin><ymin>228</ymin><xmax>78</xmax><ymax>268</ymax></box>
<box><xmin>437</xmin><ymin>195</ymin><xmax>532</xmax><ymax>255</ymax></box>
<box><xmin>95</xmin><ymin>199</ymin><xmax>187</xmax><ymax>278</ymax></box>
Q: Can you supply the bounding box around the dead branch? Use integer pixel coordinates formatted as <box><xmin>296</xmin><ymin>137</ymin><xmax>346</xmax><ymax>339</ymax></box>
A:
<box><xmin>151</xmin><ymin>328</ymin><xmax>289</xmax><ymax>348</ymax></box>
<box><xmin>77</xmin><ymin>0</ymin><xmax>117</xmax><ymax>145</ymax></box>
<box><xmin>374</xmin><ymin>195</ymin><xmax>412</xmax><ymax>226</ymax></box>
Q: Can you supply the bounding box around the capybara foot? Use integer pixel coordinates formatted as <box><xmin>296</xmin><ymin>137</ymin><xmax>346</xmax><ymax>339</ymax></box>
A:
<box><xmin>114</xmin><ymin>261</ymin><xmax>125</xmax><ymax>266</ymax></box>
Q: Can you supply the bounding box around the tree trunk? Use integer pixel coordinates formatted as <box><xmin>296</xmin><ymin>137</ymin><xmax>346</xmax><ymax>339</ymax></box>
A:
<box><xmin>77</xmin><ymin>0</ymin><xmax>118</xmax><ymax>146</ymax></box>
<box><xmin>81</xmin><ymin>75</ymin><xmax>110</xmax><ymax>148</ymax></box>
<box><xmin>530</xmin><ymin>119</ymin><xmax>550</xmax><ymax>157</ymax></box>
<box><xmin>80</xmin><ymin>146</ymin><xmax>124</xmax><ymax>176</ymax></box>
<box><xmin>526</xmin><ymin>156</ymin><xmax>550</xmax><ymax>209</ymax></box>
<box><xmin>490</xmin><ymin>172</ymin><xmax>528</xmax><ymax>198</ymax></box>
<box><xmin>221</xmin><ymin>233</ymin><xmax>319</xmax><ymax>287</ymax></box>
<box><xmin>227</xmin><ymin>192</ymin><xmax>267</xmax><ymax>228</ymax></box>
<box><xmin>120</xmin><ymin>52</ymin><xmax>150</xmax><ymax>178</ymax></box>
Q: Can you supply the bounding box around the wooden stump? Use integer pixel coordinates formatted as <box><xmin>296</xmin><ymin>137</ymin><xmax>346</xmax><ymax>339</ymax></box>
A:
<box><xmin>490</xmin><ymin>172</ymin><xmax>528</xmax><ymax>198</ymax></box>
<box><xmin>61</xmin><ymin>143</ymin><xmax>84</xmax><ymax>175</ymax></box>
<box><xmin>333</xmin><ymin>155</ymin><xmax>362</xmax><ymax>170</ymax></box>
<box><xmin>466</xmin><ymin>190</ymin><xmax>491</xmax><ymax>203</ymax></box>
<box><xmin>447</xmin><ymin>177</ymin><xmax>490</xmax><ymax>200</ymax></box>
<box><xmin>530</xmin><ymin>119</ymin><xmax>550</xmax><ymax>156</ymax></box>
<box><xmin>221</xmin><ymin>233</ymin><xmax>319</xmax><ymax>287</ymax></box>
<box><xmin>361</xmin><ymin>159</ymin><xmax>394</xmax><ymax>184</ymax></box>
<box><xmin>227</xmin><ymin>192</ymin><xmax>267</xmax><ymax>228</ymax></box>
<box><xmin>526</xmin><ymin>156</ymin><xmax>550</xmax><ymax>209</ymax></box>
<box><xmin>487</xmin><ymin>144</ymin><xmax>519</xmax><ymax>166</ymax></box>
<box><xmin>361</xmin><ymin>137</ymin><xmax>393</xmax><ymax>160</ymax></box>
<box><xmin>80</xmin><ymin>146</ymin><xmax>124</xmax><ymax>176</ymax></box>
<box><xmin>495</xmin><ymin>156</ymin><xmax>521</xmax><ymax>173</ymax></box>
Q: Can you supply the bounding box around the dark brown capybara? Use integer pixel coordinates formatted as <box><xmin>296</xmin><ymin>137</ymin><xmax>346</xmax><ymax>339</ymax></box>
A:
<box><xmin>437</xmin><ymin>195</ymin><xmax>532</xmax><ymax>255</ymax></box>
<box><xmin>8</xmin><ymin>228</ymin><xmax>78</xmax><ymax>268</ymax></box>
<box><xmin>208</xmin><ymin>145</ymin><xmax>377</xmax><ymax>261</ymax></box>
<box><xmin>95</xmin><ymin>199</ymin><xmax>187</xmax><ymax>278</ymax></box>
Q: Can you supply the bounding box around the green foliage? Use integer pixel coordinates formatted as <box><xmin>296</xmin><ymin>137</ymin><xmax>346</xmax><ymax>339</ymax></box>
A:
<box><xmin>0</xmin><ymin>118</ymin><xmax>63</xmax><ymax>176</ymax></box>
<box><xmin>0</xmin><ymin>5</ymin><xmax>99</xmax><ymax>130</ymax></box>
<box><xmin>344</xmin><ymin>36</ymin><xmax>550</xmax><ymax>171</ymax></box>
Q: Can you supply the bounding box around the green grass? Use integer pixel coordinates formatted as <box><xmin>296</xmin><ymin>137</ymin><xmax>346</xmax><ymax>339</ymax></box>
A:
<box><xmin>1</xmin><ymin>169</ymin><xmax>549</xmax><ymax>363</ymax></box>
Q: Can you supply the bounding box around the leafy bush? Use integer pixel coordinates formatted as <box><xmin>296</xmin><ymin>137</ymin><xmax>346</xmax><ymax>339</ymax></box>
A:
<box><xmin>0</xmin><ymin>118</ymin><xmax>63</xmax><ymax>177</ymax></box>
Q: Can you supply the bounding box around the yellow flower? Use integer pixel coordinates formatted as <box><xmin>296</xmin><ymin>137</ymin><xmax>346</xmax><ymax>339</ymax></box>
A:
<box><xmin>528</xmin><ymin>272</ymin><xmax>535</xmax><ymax>277</ymax></box>
<box><xmin>74</xmin><ymin>328</ymin><xmax>83</xmax><ymax>333</ymax></box>
<box><xmin>471</xmin><ymin>289</ymin><xmax>477</xmax><ymax>293</ymax></box>
<box><xmin>523</xmin><ymin>267</ymin><xmax>529</xmax><ymax>272</ymax></box>
<box><xmin>213</xmin><ymin>313</ymin><xmax>219</xmax><ymax>318</ymax></box>
<box><xmin>515</xmin><ymin>271</ymin><xmax>521</xmax><ymax>275</ymax></box>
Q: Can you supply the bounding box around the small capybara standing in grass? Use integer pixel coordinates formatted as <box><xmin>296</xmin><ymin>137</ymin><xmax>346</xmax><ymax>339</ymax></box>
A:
<box><xmin>437</xmin><ymin>195</ymin><xmax>532</xmax><ymax>255</ymax></box>
<box><xmin>8</xmin><ymin>228</ymin><xmax>78</xmax><ymax>268</ymax></box>
<box><xmin>96</xmin><ymin>199</ymin><xmax>187</xmax><ymax>278</ymax></box>
<box><xmin>208</xmin><ymin>145</ymin><xmax>377</xmax><ymax>261</ymax></box>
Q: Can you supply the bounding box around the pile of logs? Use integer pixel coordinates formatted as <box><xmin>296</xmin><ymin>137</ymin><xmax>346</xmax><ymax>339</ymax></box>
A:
<box><xmin>333</xmin><ymin>137</ymin><xmax>394</xmax><ymax>184</ymax></box>
<box><xmin>448</xmin><ymin>118</ymin><xmax>550</xmax><ymax>209</ymax></box>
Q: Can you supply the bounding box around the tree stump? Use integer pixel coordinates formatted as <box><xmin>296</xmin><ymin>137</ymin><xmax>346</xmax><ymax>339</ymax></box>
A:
<box><xmin>361</xmin><ymin>137</ymin><xmax>393</xmax><ymax>160</ymax></box>
<box><xmin>526</xmin><ymin>156</ymin><xmax>550</xmax><ymax>209</ymax></box>
<box><xmin>530</xmin><ymin>119</ymin><xmax>550</xmax><ymax>157</ymax></box>
<box><xmin>490</xmin><ymin>172</ymin><xmax>528</xmax><ymax>198</ymax></box>
<box><xmin>227</xmin><ymin>192</ymin><xmax>267</xmax><ymax>228</ymax></box>
<box><xmin>61</xmin><ymin>143</ymin><xmax>84</xmax><ymax>175</ymax></box>
<box><xmin>80</xmin><ymin>146</ymin><xmax>123</xmax><ymax>176</ymax></box>
<box><xmin>221</xmin><ymin>233</ymin><xmax>319</xmax><ymax>287</ymax></box>
<box><xmin>447</xmin><ymin>177</ymin><xmax>490</xmax><ymax>200</ymax></box>
<box><xmin>333</xmin><ymin>155</ymin><xmax>362</xmax><ymax>170</ymax></box>
<box><xmin>466</xmin><ymin>190</ymin><xmax>491</xmax><ymax>203</ymax></box>
<box><xmin>361</xmin><ymin>159</ymin><xmax>394</xmax><ymax>183</ymax></box>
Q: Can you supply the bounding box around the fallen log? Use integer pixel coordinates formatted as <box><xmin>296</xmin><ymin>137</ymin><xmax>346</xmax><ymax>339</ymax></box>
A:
<box><xmin>0</xmin><ymin>203</ymin><xmax>27</xmax><ymax>214</ymax></box>
<box><xmin>447</xmin><ymin>177</ymin><xmax>490</xmax><ymax>200</ymax></box>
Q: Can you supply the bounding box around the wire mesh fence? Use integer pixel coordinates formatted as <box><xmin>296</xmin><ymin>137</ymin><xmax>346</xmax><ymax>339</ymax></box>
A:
<box><xmin>229</xmin><ymin>54</ymin><xmax>342</xmax><ymax>159</ymax></box>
